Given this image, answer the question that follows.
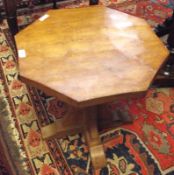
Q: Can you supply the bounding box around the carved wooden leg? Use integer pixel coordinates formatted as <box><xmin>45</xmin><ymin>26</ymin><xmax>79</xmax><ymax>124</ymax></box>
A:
<box><xmin>98</xmin><ymin>104</ymin><xmax>133</xmax><ymax>131</ymax></box>
<box><xmin>41</xmin><ymin>106</ymin><xmax>107</xmax><ymax>170</ymax></box>
<box><xmin>89</xmin><ymin>0</ymin><xmax>99</xmax><ymax>5</ymax></box>
<box><xmin>41</xmin><ymin>107</ymin><xmax>85</xmax><ymax>139</ymax></box>
<box><xmin>3</xmin><ymin>0</ymin><xmax>18</xmax><ymax>35</ymax></box>
<box><xmin>53</xmin><ymin>0</ymin><xmax>57</xmax><ymax>9</ymax></box>
<box><xmin>84</xmin><ymin>107</ymin><xmax>107</xmax><ymax>170</ymax></box>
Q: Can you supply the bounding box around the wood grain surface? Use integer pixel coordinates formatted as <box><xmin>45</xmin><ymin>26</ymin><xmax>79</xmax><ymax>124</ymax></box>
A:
<box><xmin>15</xmin><ymin>6</ymin><xmax>169</xmax><ymax>107</ymax></box>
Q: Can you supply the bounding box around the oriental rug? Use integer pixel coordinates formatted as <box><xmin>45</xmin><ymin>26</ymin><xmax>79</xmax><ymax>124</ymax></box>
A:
<box><xmin>0</xmin><ymin>3</ymin><xmax>174</xmax><ymax>175</ymax></box>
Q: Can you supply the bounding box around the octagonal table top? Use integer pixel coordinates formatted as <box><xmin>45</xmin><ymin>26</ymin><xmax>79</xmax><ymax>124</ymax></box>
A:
<box><xmin>15</xmin><ymin>6</ymin><xmax>169</xmax><ymax>107</ymax></box>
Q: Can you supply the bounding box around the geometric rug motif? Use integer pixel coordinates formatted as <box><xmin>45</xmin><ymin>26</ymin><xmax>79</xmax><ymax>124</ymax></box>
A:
<box><xmin>30</xmin><ymin>87</ymin><xmax>174</xmax><ymax>174</ymax></box>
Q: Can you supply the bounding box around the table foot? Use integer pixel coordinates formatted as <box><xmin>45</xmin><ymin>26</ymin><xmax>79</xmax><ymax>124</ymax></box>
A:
<box><xmin>84</xmin><ymin>107</ymin><xmax>107</xmax><ymax>170</ymax></box>
<box><xmin>41</xmin><ymin>106</ymin><xmax>107</xmax><ymax>170</ymax></box>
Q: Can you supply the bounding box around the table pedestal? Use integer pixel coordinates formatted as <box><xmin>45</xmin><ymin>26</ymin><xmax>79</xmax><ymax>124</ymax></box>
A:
<box><xmin>41</xmin><ymin>106</ymin><xmax>107</xmax><ymax>170</ymax></box>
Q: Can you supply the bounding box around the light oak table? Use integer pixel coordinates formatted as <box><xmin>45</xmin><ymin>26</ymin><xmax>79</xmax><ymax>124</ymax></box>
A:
<box><xmin>15</xmin><ymin>6</ymin><xmax>169</xmax><ymax>170</ymax></box>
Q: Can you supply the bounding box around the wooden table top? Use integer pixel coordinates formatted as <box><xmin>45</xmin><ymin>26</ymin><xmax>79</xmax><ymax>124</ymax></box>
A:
<box><xmin>15</xmin><ymin>6</ymin><xmax>169</xmax><ymax>107</ymax></box>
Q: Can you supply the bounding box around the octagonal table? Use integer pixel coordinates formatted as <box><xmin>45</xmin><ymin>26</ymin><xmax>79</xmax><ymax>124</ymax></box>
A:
<box><xmin>15</xmin><ymin>6</ymin><xmax>169</xmax><ymax>170</ymax></box>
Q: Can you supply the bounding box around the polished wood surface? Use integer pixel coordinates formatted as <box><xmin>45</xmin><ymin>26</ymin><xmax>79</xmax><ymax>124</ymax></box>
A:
<box><xmin>16</xmin><ymin>6</ymin><xmax>169</xmax><ymax>107</ymax></box>
<box><xmin>16</xmin><ymin>6</ymin><xmax>169</xmax><ymax>170</ymax></box>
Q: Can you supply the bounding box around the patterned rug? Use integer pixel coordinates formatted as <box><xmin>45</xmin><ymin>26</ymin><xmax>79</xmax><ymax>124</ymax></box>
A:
<box><xmin>16</xmin><ymin>0</ymin><xmax>173</xmax><ymax>28</ymax></box>
<box><xmin>1</xmin><ymin>4</ymin><xmax>174</xmax><ymax>175</ymax></box>
<box><xmin>0</xmin><ymin>0</ymin><xmax>173</xmax><ymax>28</ymax></box>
